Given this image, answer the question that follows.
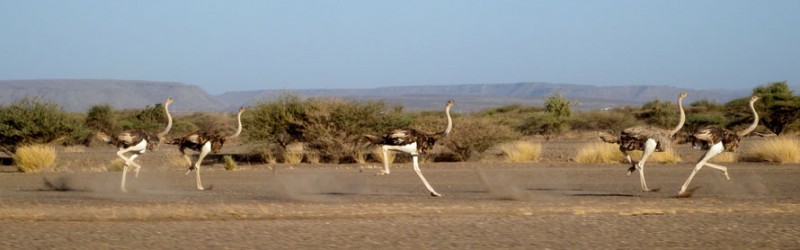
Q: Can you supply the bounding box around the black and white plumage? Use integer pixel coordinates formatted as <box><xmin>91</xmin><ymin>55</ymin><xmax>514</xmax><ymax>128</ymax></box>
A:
<box><xmin>364</xmin><ymin>100</ymin><xmax>454</xmax><ymax>197</ymax></box>
<box><xmin>166</xmin><ymin>107</ymin><xmax>245</xmax><ymax>190</ymax></box>
<box><xmin>678</xmin><ymin>95</ymin><xmax>759</xmax><ymax>197</ymax></box>
<box><xmin>97</xmin><ymin>98</ymin><xmax>174</xmax><ymax>192</ymax></box>
<box><xmin>599</xmin><ymin>92</ymin><xmax>687</xmax><ymax>192</ymax></box>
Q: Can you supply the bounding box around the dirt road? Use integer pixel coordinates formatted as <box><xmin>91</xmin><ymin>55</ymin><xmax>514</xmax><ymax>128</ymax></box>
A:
<box><xmin>1</xmin><ymin>162</ymin><xmax>798</xmax><ymax>249</ymax></box>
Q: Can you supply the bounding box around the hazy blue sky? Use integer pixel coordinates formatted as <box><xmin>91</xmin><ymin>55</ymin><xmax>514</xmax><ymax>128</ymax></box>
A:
<box><xmin>1</xmin><ymin>1</ymin><xmax>798</xmax><ymax>94</ymax></box>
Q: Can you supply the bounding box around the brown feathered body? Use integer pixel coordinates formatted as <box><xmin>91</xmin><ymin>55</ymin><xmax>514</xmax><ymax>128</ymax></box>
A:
<box><xmin>364</xmin><ymin>129</ymin><xmax>443</xmax><ymax>154</ymax></box>
<box><xmin>688</xmin><ymin>127</ymin><xmax>741</xmax><ymax>152</ymax></box>
<box><xmin>618</xmin><ymin>126</ymin><xmax>674</xmax><ymax>152</ymax></box>
<box><xmin>167</xmin><ymin>129</ymin><xmax>227</xmax><ymax>154</ymax></box>
<box><xmin>99</xmin><ymin>130</ymin><xmax>162</xmax><ymax>151</ymax></box>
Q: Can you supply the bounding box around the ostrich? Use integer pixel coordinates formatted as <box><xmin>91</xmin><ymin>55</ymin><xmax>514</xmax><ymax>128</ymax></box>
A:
<box><xmin>364</xmin><ymin>100</ymin><xmax>455</xmax><ymax>197</ymax></box>
<box><xmin>97</xmin><ymin>98</ymin><xmax>174</xmax><ymax>192</ymax></box>
<box><xmin>167</xmin><ymin>107</ymin><xmax>245</xmax><ymax>190</ymax></box>
<box><xmin>678</xmin><ymin>95</ymin><xmax>759</xmax><ymax>197</ymax></box>
<box><xmin>599</xmin><ymin>92</ymin><xmax>688</xmax><ymax>192</ymax></box>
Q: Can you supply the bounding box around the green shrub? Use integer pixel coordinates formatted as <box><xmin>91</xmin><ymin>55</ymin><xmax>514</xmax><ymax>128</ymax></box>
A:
<box><xmin>0</xmin><ymin>97</ymin><xmax>88</xmax><ymax>155</ymax></box>
<box><xmin>442</xmin><ymin>116</ymin><xmax>519</xmax><ymax>161</ymax></box>
<box><xmin>14</xmin><ymin>144</ymin><xmax>57</xmax><ymax>173</ymax></box>
<box><xmin>243</xmin><ymin>94</ymin><xmax>411</xmax><ymax>163</ymax></box>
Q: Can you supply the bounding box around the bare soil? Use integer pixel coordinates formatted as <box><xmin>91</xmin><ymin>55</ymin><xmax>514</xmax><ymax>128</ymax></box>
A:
<box><xmin>1</xmin><ymin>138</ymin><xmax>798</xmax><ymax>249</ymax></box>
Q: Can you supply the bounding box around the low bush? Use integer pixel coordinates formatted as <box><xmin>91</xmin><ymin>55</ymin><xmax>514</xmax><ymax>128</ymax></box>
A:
<box><xmin>13</xmin><ymin>144</ymin><xmax>57</xmax><ymax>173</ymax></box>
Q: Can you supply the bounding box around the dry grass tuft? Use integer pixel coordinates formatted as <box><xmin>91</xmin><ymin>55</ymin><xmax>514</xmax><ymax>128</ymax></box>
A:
<box><xmin>372</xmin><ymin>146</ymin><xmax>395</xmax><ymax>164</ymax></box>
<box><xmin>164</xmin><ymin>150</ymin><xmax>188</xmax><ymax>167</ymax></box>
<box><xmin>627</xmin><ymin>149</ymin><xmax>682</xmax><ymax>164</ymax></box>
<box><xmin>498</xmin><ymin>141</ymin><xmax>541</xmax><ymax>163</ymax></box>
<box><xmin>305</xmin><ymin>150</ymin><xmax>321</xmax><ymax>164</ymax></box>
<box><xmin>14</xmin><ymin>144</ymin><xmax>57</xmax><ymax>173</ymax></box>
<box><xmin>739</xmin><ymin>137</ymin><xmax>800</xmax><ymax>163</ymax></box>
<box><xmin>575</xmin><ymin>142</ymin><xmax>622</xmax><ymax>164</ymax></box>
<box><xmin>223</xmin><ymin>155</ymin><xmax>237</xmax><ymax>171</ymax></box>
<box><xmin>283</xmin><ymin>143</ymin><xmax>304</xmax><ymax>164</ymax></box>
<box><xmin>709</xmin><ymin>152</ymin><xmax>737</xmax><ymax>163</ymax></box>
<box><xmin>350</xmin><ymin>147</ymin><xmax>368</xmax><ymax>164</ymax></box>
<box><xmin>108</xmin><ymin>158</ymin><xmax>125</xmax><ymax>172</ymax></box>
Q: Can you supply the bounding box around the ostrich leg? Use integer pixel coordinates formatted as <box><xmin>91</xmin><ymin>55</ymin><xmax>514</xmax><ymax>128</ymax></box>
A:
<box><xmin>377</xmin><ymin>146</ymin><xmax>391</xmax><ymax>175</ymax></box>
<box><xmin>411</xmin><ymin>153</ymin><xmax>441</xmax><ymax>197</ymax></box>
<box><xmin>636</xmin><ymin>139</ymin><xmax>660</xmax><ymax>192</ymax></box>
<box><xmin>679</xmin><ymin>142</ymin><xmax>724</xmax><ymax>196</ymax></box>
<box><xmin>121</xmin><ymin>162</ymin><xmax>130</xmax><ymax>192</ymax></box>
<box><xmin>128</xmin><ymin>154</ymin><xmax>142</xmax><ymax>177</ymax></box>
<box><xmin>189</xmin><ymin>142</ymin><xmax>212</xmax><ymax>190</ymax></box>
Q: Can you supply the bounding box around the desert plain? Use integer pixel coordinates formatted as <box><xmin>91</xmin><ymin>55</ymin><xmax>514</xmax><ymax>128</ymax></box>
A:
<box><xmin>0</xmin><ymin>137</ymin><xmax>798</xmax><ymax>249</ymax></box>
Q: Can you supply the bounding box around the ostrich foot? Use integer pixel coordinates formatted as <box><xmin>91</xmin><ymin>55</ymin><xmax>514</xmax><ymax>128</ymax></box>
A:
<box><xmin>185</xmin><ymin>166</ymin><xmax>196</xmax><ymax>175</ymax></box>
<box><xmin>376</xmin><ymin>170</ymin><xmax>390</xmax><ymax>176</ymax></box>
<box><xmin>676</xmin><ymin>187</ymin><xmax>701</xmax><ymax>198</ymax></box>
<box><xmin>723</xmin><ymin>171</ymin><xmax>730</xmax><ymax>181</ymax></box>
<box><xmin>644</xmin><ymin>188</ymin><xmax>661</xmax><ymax>192</ymax></box>
<box><xmin>121</xmin><ymin>187</ymin><xmax>128</xmax><ymax>193</ymax></box>
<box><xmin>431</xmin><ymin>192</ymin><xmax>442</xmax><ymax>197</ymax></box>
<box><xmin>626</xmin><ymin>166</ymin><xmax>637</xmax><ymax>176</ymax></box>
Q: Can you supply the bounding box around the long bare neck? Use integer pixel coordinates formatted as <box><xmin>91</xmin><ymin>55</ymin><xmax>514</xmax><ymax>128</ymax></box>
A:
<box><xmin>737</xmin><ymin>98</ymin><xmax>759</xmax><ymax>137</ymax></box>
<box><xmin>668</xmin><ymin>95</ymin><xmax>686</xmax><ymax>137</ymax></box>
<box><xmin>227</xmin><ymin>109</ymin><xmax>244</xmax><ymax>139</ymax></box>
<box><xmin>158</xmin><ymin>101</ymin><xmax>173</xmax><ymax>137</ymax></box>
<box><xmin>441</xmin><ymin>105</ymin><xmax>453</xmax><ymax>137</ymax></box>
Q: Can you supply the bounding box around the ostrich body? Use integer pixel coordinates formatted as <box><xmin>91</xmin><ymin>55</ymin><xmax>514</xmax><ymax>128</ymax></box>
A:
<box><xmin>98</xmin><ymin>98</ymin><xmax>174</xmax><ymax>192</ymax></box>
<box><xmin>364</xmin><ymin>100</ymin><xmax>454</xmax><ymax>197</ymax></box>
<box><xmin>678</xmin><ymin>96</ymin><xmax>759</xmax><ymax>197</ymax></box>
<box><xmin>168</xmin><ymin>107</ymin><xmax>245</xmax><ymax>190</ymax></box>
<box><xmin>600</xmin><ymin>92</ymin><xmax>687</xmax><ymax>192</ymax></box>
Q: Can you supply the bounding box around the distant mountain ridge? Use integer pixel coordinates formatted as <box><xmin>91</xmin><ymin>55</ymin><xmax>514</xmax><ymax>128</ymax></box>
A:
<box><xmin>1</xmin><ymin>79</ymin><xmax>752</xmax><ymax>112</ymax></box>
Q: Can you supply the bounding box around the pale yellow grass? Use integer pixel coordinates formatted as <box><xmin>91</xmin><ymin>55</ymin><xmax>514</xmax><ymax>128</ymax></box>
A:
<box><xmin>283</xmin><ymin>143</ymin><xmax>304</xmax><ymax>164</ymax></box>
<box><xmin>740</xmin><ymin>137</ymin><xmax>800</xmax><ymax>163</ymax></box>
<box><xmin>305</xmin><ymin>150</ymin><xmax>321</xmax><ymax>164</ymax></box>
<box><xmin>372</xmin><ymin>146</ymin><xmax>395</xmax><ymax>164</ymax></box>
<box><xmin>498</xmin><ymin>141</ymin><xmax>541</xmax><ymax>163</ymax></box>
<box><xmin>223</xmin><ymin>155</ymin><xmax>237</xmax><ymax>170</ymax></box>
<box><xmin>576</xmin><ymin>142</ymin><xmax>682</xmax><ymax>164</ymax></box>
<box><xmin>164</xmin><ymin>150</ymin><xmax>189</xmax><ymax>167</ymax></box>
<box><xmin>13</xmin><ymin>144</ymin><xmax>57</xmax><ymax>173</ymax></box>
<box><xmin>575</xmin><ymin>142</ymin><xmax>622</xmax><ymax>164</ymax></box>
<box><xmin>709</xmin><ymin>152</ymin><xmax>737</xmax><ymax>163</ymax></box>
<box><xmin>108</xmin><ymin>158</ymin><xmax>125</xmax><ymax>172</ymax></box>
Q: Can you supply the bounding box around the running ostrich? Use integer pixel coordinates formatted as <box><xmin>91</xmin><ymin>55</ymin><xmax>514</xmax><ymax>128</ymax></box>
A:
<box><xmin>97</xmin><ymin>98</ymin><xmax>174</xmax><ymax>192</ymax></box>
<box><xmin>167</xmin><ymin>107</ymin><xmax>245</xmax><ymax>190</ymax></box>
<box><xmin>364</xmin><ymin>100</ymin><xmax>455</xmax><ymax>197</ymax></box>
<box><xmin>599</xmin><ymin>92</ymin><xmax>687</xmax><ymax>192</ymax></box>
<box><xmin>678</xmin><ymin>95</ymin><xmax>759</xmax><ymax>197</ymax></box>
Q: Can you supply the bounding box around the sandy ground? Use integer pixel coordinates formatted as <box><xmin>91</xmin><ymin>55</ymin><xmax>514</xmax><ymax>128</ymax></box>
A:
<box><xmin>0</xmin><ymin>139</ymin><xmax>799</xmax><ymax>249</ymax></box>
